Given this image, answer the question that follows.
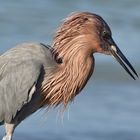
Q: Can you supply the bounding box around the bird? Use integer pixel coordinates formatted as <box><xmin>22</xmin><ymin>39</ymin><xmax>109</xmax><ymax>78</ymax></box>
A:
<box><xmin>0</xmin><ymin>12</ymin><xmax>138</xmax><ymax>140</ymax></box>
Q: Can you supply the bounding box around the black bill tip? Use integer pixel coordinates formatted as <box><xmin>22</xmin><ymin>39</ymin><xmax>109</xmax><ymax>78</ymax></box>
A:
<box><xmin>111</xmin><ymin>45</ymin><xmax>138</xmax><ymax>80</ymax></box>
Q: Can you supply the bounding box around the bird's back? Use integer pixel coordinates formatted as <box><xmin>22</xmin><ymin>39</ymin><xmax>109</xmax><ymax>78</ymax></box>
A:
<box><xmin>0</xmin><ymin>43</ymin><xmax>57</xmax><ymax>123</ymax></box>
<box><xmin>0</xmin><ymin>43</ymin><xmax>55</xmax><ymax>67</ymax></box>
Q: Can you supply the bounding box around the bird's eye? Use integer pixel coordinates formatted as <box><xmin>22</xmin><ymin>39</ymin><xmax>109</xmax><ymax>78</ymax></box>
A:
<box><xmin>101</xmin><ymin>31</ymin><xmax>110</xmax><ymax>39</ymax></box>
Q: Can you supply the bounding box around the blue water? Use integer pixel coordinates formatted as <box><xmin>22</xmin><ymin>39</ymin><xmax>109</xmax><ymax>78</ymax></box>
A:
<box><xmin>0</xmin><ymin>1</ymin><xmax>140</xmax><ymax>140</ymax></box>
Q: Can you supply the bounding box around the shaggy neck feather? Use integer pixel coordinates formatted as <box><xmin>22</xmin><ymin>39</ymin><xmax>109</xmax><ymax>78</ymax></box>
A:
<box><xmin>40</xmin><ymin>38</ymin><xmax>94</xmax><ymax>107</ymax></box>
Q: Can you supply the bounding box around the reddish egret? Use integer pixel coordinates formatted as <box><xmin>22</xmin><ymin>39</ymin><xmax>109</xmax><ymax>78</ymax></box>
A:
<box><xmin>0</xmin><ymin>12</ymin><xmax>138</xmax><ymax>140</ymax></box>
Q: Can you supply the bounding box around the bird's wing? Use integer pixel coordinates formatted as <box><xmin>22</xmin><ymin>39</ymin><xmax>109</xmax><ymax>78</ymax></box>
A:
<box><xmin>0</xmin><ymin>43</ymin><xmax>55</xmax><ymax>123</ymax></box>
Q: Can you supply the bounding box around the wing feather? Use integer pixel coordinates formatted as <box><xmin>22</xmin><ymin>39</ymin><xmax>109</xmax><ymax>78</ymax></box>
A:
<box><xmin>0</xmin><ymin>43</ymin><xmax>55</xmax><ymax>123</ymax></box>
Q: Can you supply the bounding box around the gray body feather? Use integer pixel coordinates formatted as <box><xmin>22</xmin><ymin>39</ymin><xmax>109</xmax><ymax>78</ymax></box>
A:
<box><xmin>0</xmin><ymin>43</ymin><xmax>57</xmax><ymax>123</ymax></box>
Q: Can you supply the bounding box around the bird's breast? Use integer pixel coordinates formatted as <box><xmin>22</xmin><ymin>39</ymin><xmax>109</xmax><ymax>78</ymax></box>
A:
<box><xmin>40</xmin><ymin>55</ymin><xmax>94</xmax><ymax>107</ymax></box>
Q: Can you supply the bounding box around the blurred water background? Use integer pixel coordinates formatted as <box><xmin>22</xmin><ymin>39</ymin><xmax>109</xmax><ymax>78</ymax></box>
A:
<box><xmin>0</xmin><ymin>0</ymin><xmax>140</xmax><ymax>140</ymax></box>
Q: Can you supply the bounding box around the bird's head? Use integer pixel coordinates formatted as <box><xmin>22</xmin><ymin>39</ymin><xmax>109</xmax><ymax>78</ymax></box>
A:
<box><xmin>53</xmin><ymin>12</ymin><xmax>138</xmax><ymax>80</ymax></box>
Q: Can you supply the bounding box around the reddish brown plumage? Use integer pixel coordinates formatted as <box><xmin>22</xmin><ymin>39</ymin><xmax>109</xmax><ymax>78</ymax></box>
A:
<box><xmin>40</xmin><ymin>12</ymin><xmax>102</xmax><ymax>107</ymax></box>
<box><xmin>40</xmin><ymin>12</ymin><xmax>137</xmax><ymax>108</ymax></box>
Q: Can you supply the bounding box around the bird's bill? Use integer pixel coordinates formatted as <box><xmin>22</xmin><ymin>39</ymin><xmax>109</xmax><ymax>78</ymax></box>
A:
<box><xmin>110</xmin><ymin>45</ymin><xmax>138</xmax><ymax>80</ymax></box>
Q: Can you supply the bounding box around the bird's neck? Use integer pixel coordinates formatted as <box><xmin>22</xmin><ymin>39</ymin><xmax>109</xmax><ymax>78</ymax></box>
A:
<box><xmin>40</xmin><ymin>37</ymin><xmax>94</xmax><ymax>107</ymax></box>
